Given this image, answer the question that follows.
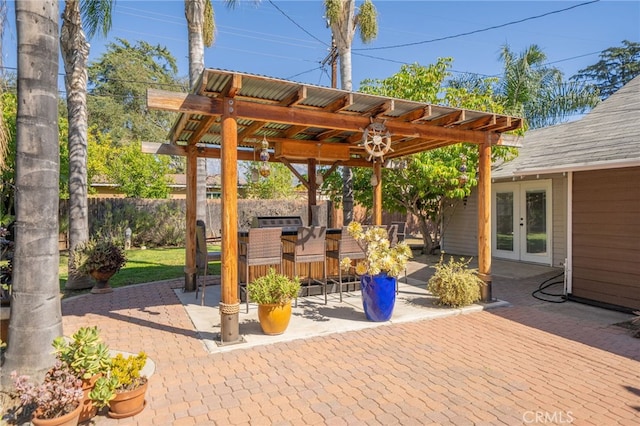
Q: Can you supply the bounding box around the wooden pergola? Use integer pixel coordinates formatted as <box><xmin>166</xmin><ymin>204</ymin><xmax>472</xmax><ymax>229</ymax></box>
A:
<box><xmin>146</xmin><ymin>69</ymin><xmax>523</xmax><ymax>344</ymax></box>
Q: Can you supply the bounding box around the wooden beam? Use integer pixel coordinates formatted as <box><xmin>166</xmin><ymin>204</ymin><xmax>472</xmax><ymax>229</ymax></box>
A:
<box><xmin>321</xmin><ymin>162</ymin><xmax>341</xmax><ymax>179</ymax></box>
<box><xmin>188</xmin><ymin>115</ymin><xmax>217</xmax><ymax>145</ymax></box>
<box><xmin>142</xmin><ymin>141</ymin><xmax>186</xmax><ymax>156</ymax></box>
<box><xmin>148</xmin><ymin>89</ymin><xmax>498</xmax><ymax>145</ymax></box>
<box><xmin>275</xmin><ymin>140</ymin><xmax>350</xmax><ymax>162</ymax></box>
<box><xmin>477</xmin><ymin>137</ymin><xmax>492</xmax><ymax>302</ymax></box>
<box><xmin>220</xmin><ymin>73</ymin><xmax>242</xmax><ymax>98</ymax></box>
<box><xmin>279</xmin><ymin>86</ymin><xmax>307</xmax><ymax>106</ymax></box>
<box><xmin>284</xmin><ymin>125</ymin><xmax>308</xmax><ymax>138</ymax></box>
<box><xmin>147</xmin><ymin>89</ymin><xmax>222</xmax><ymax>115</ymax></box>
<box><xmin>365</xmin><ymin>100</ymin><xmax>394</xmax><ymax>119</ymax></box>
<box><xmin>323</xmin><ymin>94</ymin><xmax>352</xmax><ymax>112</ymax></box>
<box><xmin>373</xmin><ymin>160</ymin><xmax>382</xmax><ymax>225</ymax></box>
<box><xmin>426</xmin><ymin>110</ymin><xmax>464</xmax><ymax>127</ymax></box>
<box><xmin>238</xmin><ymin>120</ymin><xmax>266</xmax><ymax>139</ymax></box>
<box><xmin>316</xmin><ymin>129</ymin><xmax>344</xmax><ymax>141</ymax></box>
<box><xmin>141</xmin><ymin>141</ymin><xmax>372</xmax><ymax>167</ymax></box>
<box><xmin>239</xmin><ymin>101</ymin><xmax>493</xmax><ymax>144</ymax></box>
<box><xmin>399</xmin><ymin>106</ymin><xmax>432</xmax><ymax>123</ymax></box>
<box><xmin>456</xmin><ymin>114</ymin><xmax>495</xmax><ymax>131</ymax></box>
<box><xmin>281</xmin><ymin>158</ymin><xmax>309</xmax><ymax>190</ymax></box>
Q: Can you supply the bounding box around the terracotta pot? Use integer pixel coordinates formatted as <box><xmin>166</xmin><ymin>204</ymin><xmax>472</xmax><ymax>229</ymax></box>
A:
<box><xmin>78</xmin><ymin>374</ymin><xmax>101</xmax><ymax>423</ymax></box>
<box><xmin>257</xmin><ymin>302</ymin><xmax>292</xmax><ymax>335</ymax></box>
<box><xmin>32</xmin><ymin>401</ymin><xmax>82</xmax><ymax>426</ymax></box>
<box><xmin>89</xmin><ymin>270</ymin><xmax>116</xmax><ymax>294</ymax></box>
<box><xmin>108</xmin><ymin>380</ymin><xmax>148</xmax><ymax>419</ymax></box>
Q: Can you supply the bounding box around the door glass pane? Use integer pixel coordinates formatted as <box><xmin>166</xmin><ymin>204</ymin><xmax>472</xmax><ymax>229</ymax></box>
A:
<box><xmin>496</xmin><ymin>192</ymin><xmax>514</xmax><ymax>251</ymax></box>
<box><xmin>525</xmin><ymin>190</ymin><xmax>547</xmax><ymax>254</ymax></box>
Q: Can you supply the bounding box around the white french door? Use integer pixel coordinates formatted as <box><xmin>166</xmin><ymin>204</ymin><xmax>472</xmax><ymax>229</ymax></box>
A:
<box><xmin>492</xmin><ymin>180</ymin><xmax>552</xmax><ymax>264</ymax></box>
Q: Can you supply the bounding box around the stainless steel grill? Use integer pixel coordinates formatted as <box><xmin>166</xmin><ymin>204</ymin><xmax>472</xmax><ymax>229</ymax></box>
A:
<box><xmin>251</xmin><ymin>216</ymin><xmax>303</xmax><ymax>233</ymax></box>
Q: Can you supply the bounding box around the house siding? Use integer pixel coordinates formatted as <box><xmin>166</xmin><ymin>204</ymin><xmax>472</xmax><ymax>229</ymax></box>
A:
<box><xmin>443</xmin><ymin>175</ymin><xmax>567</xmax><ymax>266</ymax></box>
<box><xmin>551</xmin><ymin>176</ymin><xmax>567</xmax><ymax>267</ymax></box>
<box><xmin>571</xmin><ymin>167</ymin><xmax>640</xmax><ymax>310</ymax></box>
<box><xmin>441</xmin><ymin>193</ymin><xmax>478</xmax><ymax>256</ymax></box>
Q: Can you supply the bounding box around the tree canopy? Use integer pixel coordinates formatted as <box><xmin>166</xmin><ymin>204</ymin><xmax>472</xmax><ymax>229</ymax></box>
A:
<box><xmin>242</xmin><ymin>162</ymin><xmax>295</xmax><ymax>199</ymax></box>
<box><xmin>87</xmin><ymin>38</ymin><xmax>186</xmax><ymax>143</ymax></box>
<box><xmin>571</xmin><ymin>40</ymin><xmax>640</xmax><ymax>100</ymax></box>
<box><xmin>323</xmin><ymin>59</ymin><xmax>515</xmax><ymax>253</ymax></box>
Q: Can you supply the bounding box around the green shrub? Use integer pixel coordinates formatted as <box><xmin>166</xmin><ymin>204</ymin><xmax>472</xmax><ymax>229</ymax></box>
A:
<box><xmin>247</xmin><ymin>268</ymin><xmax>301</xmax><ymax>305</ymax></box>
<box><xmin>427</xmin><ymin>255</ymin><xmax>483</xmax><ymax>307</ymax></box>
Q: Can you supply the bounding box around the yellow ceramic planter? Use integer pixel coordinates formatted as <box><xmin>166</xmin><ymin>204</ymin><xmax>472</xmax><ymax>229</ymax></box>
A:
<box><xmin>257</xmin><ymin>302</ymin><xmax>292</xmax><ymax>335</ymax></box>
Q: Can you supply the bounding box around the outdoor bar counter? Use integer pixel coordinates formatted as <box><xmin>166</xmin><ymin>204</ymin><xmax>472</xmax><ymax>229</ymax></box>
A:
<box><xmin>238</xmin><ymin>227</ymin><xmax>346</xmax><ymax>284</ymax></box>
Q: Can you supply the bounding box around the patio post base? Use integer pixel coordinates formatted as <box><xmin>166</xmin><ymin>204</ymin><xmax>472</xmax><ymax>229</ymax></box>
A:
<box><xmin>219</xmin><ymin>302</ymin><xmax>242</xmax><ymax>344</ymax></box>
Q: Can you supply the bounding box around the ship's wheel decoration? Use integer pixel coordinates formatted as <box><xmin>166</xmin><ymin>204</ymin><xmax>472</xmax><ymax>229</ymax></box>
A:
<box><xmin>361</xmin><ymin>121</ymin><xmax>393</xmax><ymax>162</ymax></box>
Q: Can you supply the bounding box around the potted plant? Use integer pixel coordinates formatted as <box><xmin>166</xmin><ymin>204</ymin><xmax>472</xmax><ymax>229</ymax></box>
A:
<box><xmin>340</xmin><ymin>222</ymin><xmax>412</xmax><ymax>321</ymax></box>
<box><xmin>0</xmin><ymin>225</ymin><xmax>13</xmax><ymax>306</ymax></box>
<box><xmin>71</xmin><ymin>235</ymin><xmax>127</xmax><ymax>294</ymax></box>
<box><xmin>12</xmin><ymin>360</ymin><xmax>84</xmax><ymax>426</ymax></box>
<box><xmin>52</xmin><ymin>326</ymin><xmax>111</xmax><ymax>423</ymax></box>
<box><xmin>247</xmin><ymin>268</ymin><xmax>301</xmax><ymax>335</ymax></box>
<box><xmin>90</xmin><ymin>351</ymin><xmax>149</xmax><ymax>419</ymax></box>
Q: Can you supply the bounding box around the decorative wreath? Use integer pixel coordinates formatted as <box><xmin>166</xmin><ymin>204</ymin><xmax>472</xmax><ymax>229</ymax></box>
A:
<box><xmin>362</xmin><ymin>122</ymin><xmax>393</xmax><ymax>162</ymax></box>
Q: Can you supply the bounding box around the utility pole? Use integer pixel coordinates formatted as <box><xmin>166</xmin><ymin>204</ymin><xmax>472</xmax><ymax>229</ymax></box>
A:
<box><xmin>321</xmin><ymin>35</ymin><xmax>338</xmax><ymax>89</ymax></box>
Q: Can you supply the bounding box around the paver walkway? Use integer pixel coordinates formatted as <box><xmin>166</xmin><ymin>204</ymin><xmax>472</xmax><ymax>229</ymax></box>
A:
<box><xmin>61</xmin><ymin>258</ymin><xmax>640</xmax><ymax>425</ymax></box>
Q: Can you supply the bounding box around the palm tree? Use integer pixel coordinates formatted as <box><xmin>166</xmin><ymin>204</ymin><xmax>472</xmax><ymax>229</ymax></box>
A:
<box><xmin>184</xmin><ymin>0</ymin><xmax>214</xmax><ymax>291</ymax></box>
<box><xmin>1</xmin><ymin>0</ymin><xmax>62</xmax><ymax>386</ymax></box>
<box><xmin>61</xmin><ymin>0</ymin><xmax>114</xmax><ymax>290</ymax></box>
<box><xmin>498</xmin><ymin>44</ymin><xmax>599</xmax><ymax>129</ymax></box>
<box><xmin>324</xmin><ymin>0</ymin><xmax>377</xmax><ymax>224</ymax></box>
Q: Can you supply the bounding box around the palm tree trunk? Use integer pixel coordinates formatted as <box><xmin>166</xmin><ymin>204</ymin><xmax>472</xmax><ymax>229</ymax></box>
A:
<box><xmin>61</xmin><ymin>0</ymin><xmax>92</xmax><ymax>290</ymax></box>
<box><xmin>329</xmin><ymin>0</ymin><xmax>357</xmax><ymax>225</ymax></box>
<box><xmin>1</xmin><ymin>0</ymin><xmax>62</xmax><ymax>387</ymax></box>
<box><xmin>185</xmin><ymin>0</ymin><xmax>207</xmax><ymax>224</ymax></box>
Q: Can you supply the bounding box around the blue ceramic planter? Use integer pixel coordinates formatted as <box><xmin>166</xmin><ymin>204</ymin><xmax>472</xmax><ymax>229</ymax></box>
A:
<box><xmin>360</xmin><ymin>273</ymin><xmax>396</xmax><ymax>321</ymax></box>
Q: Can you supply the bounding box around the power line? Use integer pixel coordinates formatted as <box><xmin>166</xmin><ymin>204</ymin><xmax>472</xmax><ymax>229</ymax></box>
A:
<box><xmin>267</xmin><ymin>0</ymin><xmax>328</xmax><ymax>47</ymax></box>
<box><xmin>353</xmin><ymin>0</ymin><xmax>600</xmax><ymax>51</ymax></box>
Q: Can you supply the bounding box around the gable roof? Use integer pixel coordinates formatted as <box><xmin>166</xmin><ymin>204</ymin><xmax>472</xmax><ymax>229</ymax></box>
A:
<box><xmin>493</xmin><ymin>76</ymin><xmax>640</xmax><ymax>178</ymax></box>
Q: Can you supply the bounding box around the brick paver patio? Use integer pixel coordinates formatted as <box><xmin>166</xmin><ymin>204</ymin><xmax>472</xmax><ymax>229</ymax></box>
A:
<box><xmin>60</xmin><ymin>264</ymin><xmax>639</xmax><ymax>425</ymax></box>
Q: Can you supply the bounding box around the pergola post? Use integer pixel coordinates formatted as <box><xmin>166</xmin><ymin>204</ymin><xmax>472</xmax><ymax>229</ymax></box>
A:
<box><xmin>184</xmin><ymin>145</ymin><xmax>198</xmax><ymax>292</ymax></box>
<box><xmin>220</xmin><ymin>98</ymin><xmax>241</xmax><ymax>343</ymax></box>
<box><xmin>308</xmin><ymin>159</ymin><xmax>317</xmax><ymax>225</ymax></box>
<box><xmin>477</xmin><ymin>138</ymin><xmax>492</xmax><ymax>302</ymax></box>
<box><xmin>372</xmin><ymin>160</ymin><xmax>382</xmax><ymax>225</ymax></box>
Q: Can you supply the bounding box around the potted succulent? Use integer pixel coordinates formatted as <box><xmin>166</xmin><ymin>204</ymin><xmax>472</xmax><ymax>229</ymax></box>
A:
<box><xmin>247</xmin><ymin>268</ymin><xmax>301</xmax><ymax>335</ymax></box>
<box><xmin>90</xmin><ymin>351</ymin><xmax>149</xmax><ymax>419</ymax></box>
<box><xmin>340</xmin><ymin>222</ymin><xmax>412</xmax><ymax>322</ymax></box>
<box><xmin>52</xmin><ymin>326</ymin><xmax>112</xmax><ymax>423</ymax></box>
<box><xmin>71</xmin><ymin>236</ymin><xmax>127</xmax><ymax>294</ymax></box>
<box><xmin>12</xmin><ymin>360</ymin><xmax>84</xmax><ymax>426</ymax></box>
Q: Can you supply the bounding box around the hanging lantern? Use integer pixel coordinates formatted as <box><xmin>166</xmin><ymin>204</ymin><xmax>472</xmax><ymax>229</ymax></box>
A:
<box><xmin>258</xmin><ymin>135</ymin><xmax>271</xmax><ymax>178</ymax></box>
<box><xmin>259</xmin><ymin>162</ymin><xmax>271</xmax><ymax>178</ymax></box>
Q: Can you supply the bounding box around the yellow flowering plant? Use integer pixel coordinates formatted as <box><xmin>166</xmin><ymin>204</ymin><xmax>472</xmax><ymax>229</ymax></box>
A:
<box><xmin>339</xmin><ymin>222</ymin><xmax>412</xmax><ymax>277</ymax></box>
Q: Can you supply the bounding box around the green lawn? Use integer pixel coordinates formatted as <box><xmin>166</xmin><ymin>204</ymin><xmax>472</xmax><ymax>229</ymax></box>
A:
<box><xmin>59</xmin><ymin>246</ymin><xmax>222</xmax><ymax>293</ymax></box>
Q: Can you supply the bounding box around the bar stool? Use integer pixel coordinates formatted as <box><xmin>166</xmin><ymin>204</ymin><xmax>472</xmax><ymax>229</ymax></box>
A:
<box><xmin>283</xmin><ymin>226</ymin><xmax>327</xmax><ymax>305</ymax></box>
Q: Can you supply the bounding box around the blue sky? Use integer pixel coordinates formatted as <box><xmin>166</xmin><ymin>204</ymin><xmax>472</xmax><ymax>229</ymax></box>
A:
<box><xmin>2</xmin><ymin>0</ymin><xmax>639</xmax><ymax>93</ymax></box>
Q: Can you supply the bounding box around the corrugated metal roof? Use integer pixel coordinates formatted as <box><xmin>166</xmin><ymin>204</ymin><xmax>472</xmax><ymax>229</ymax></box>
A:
<box><xmin>149</xmin><ymin>68</ymin><xmax>523</xmax><ymax>167</ymax></box>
